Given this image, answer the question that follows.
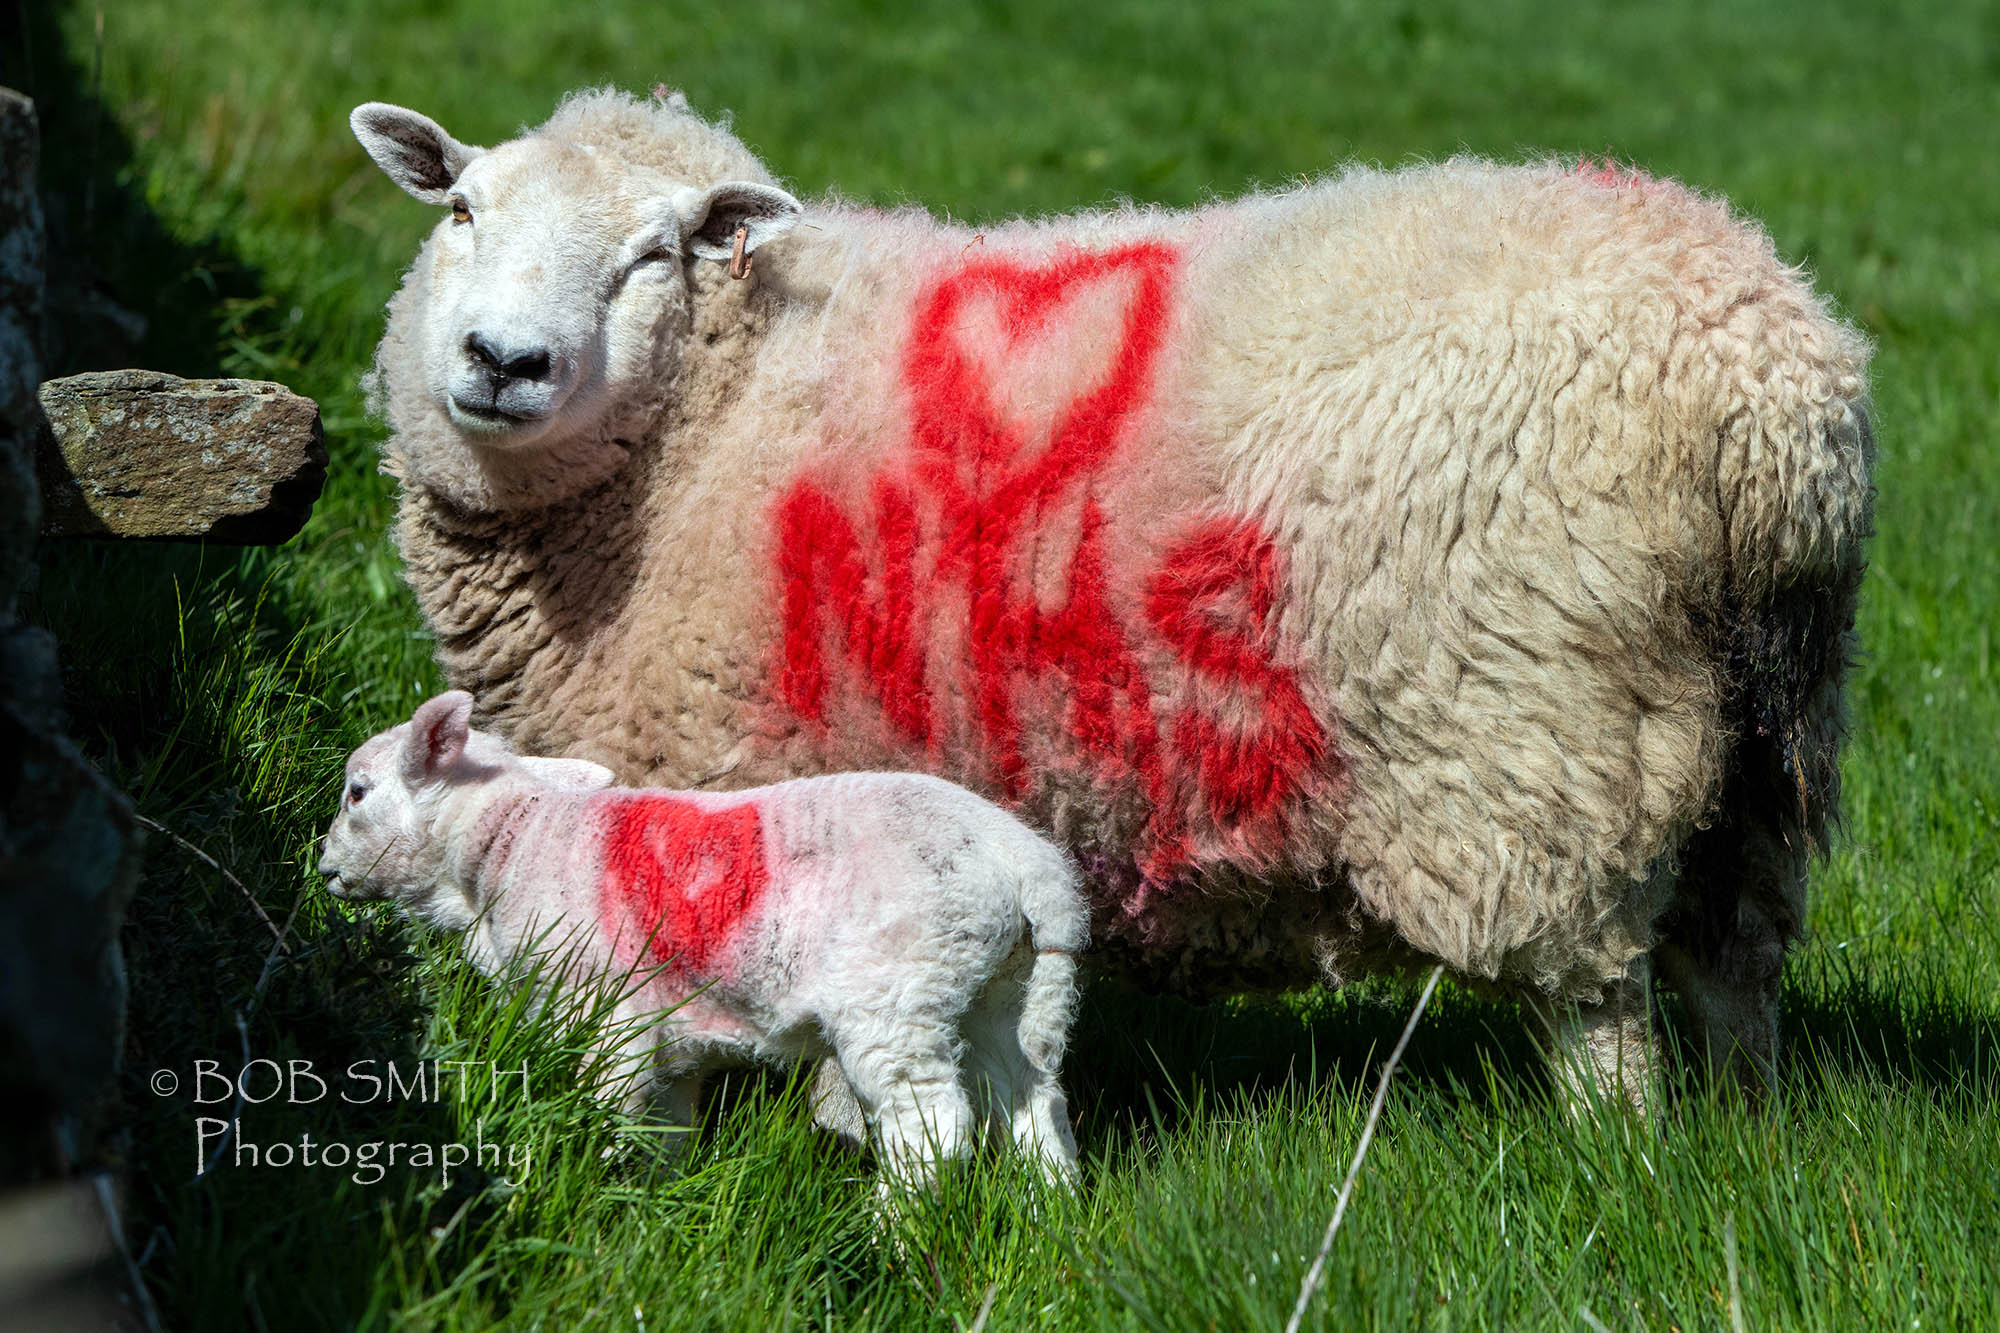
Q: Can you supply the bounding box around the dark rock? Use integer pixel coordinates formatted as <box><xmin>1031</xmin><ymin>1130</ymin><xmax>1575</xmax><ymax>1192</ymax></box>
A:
<box><xmin>1</xmin><ymin>88</ymin><xmax>46</xmax><ymax>595</ymax></box>
<box><xmin>1</xmin><ymin>87</ymin><xmax>143</xmax><ymax>1189</ymax></box>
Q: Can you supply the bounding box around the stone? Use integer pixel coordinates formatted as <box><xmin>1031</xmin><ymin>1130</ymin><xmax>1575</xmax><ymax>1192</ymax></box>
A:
<box><xmin>0</xmin><ymin>1176</ymin><xmax>156</xmax><ymax>1331</ymax></box>
<box><xmin>0</xmin><ymin>682</ymin><xmax>142</xmax><ymax>1175</ymax></box>
<box><xmin>0</xmin><ymin>87</ymin><xmax>143</xmax><ymax>1188</ymax></box>
<box><xmin>35</xmin><ymin>370</ymin><xmax>326</xmax><ymax>544</ymax></box>
<box><xmin>1</xmin><ymin>87</ymin><xmax>46</xmax><ymax>594</ymax></box>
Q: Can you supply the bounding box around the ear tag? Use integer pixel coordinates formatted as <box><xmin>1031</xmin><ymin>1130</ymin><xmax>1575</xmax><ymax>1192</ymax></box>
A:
<box><xmin>730</xmin><ymin>224</ymin><xmax>752</xmax><ymax>281</ymax></box>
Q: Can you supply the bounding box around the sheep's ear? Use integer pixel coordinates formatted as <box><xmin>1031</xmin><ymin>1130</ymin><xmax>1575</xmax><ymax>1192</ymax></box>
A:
<box><xmin>404</xmin><ymin>691</ymin><xmax>474</xmax><ymax>783</ymax></box>
<box><xmin>675</xmin><ymin>181</ymin><xmax>803</xmax><ymax>262</ymax></box>
<box><xmin>517</xmin><ymin>756</ymin><xmax>618</xmax><ymax>792</ymax></box>
<box><xmin>351</xmin><ymin>102</ymin><xmax>485</xmax><ymax>205</ymax></box>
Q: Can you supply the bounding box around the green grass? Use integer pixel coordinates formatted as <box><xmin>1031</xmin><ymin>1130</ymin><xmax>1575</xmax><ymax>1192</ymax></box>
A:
<box><xmin>9</xmin><ymin>0</ymin><xmax>1998</xmax><ymax>1326</ymax></box>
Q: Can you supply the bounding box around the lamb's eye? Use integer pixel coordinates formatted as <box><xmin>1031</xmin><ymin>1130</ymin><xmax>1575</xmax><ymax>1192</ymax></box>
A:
<box><xmin>346</xmin><ymin>780</ymin><xmax>369</xmax><ymax>806</ymax></box>
<box><xmin>449</xmin><ymin>198</ymin><xmax>472</xmax><ymax>225</ymax></box>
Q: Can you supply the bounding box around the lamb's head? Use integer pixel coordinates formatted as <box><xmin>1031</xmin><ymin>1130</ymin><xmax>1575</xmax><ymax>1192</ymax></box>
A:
<box><xmin>320</xmin><ymin>691</ymin><xmax>618</xmax><ymax>926</ymax></box>
<box><xmin>320</xmin><ymin>691</ymin><xmax>493</xmax><ymax>924</ymax></box>
<box><xmin>352</xmin><ymin>90</ymin><xmax>802</xmax><ymax>508</ymax></box>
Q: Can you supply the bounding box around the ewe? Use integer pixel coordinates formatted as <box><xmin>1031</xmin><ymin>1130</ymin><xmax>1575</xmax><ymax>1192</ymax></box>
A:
<box><xmin>319</xmin><ymin>690</ymin><xmax>1087</xmax><ymax>1185</ymax></box>
<box><xmin>352</xmin><ymin>88</ymin><xmax>1873</xmax><ymax>1111</ymax></box>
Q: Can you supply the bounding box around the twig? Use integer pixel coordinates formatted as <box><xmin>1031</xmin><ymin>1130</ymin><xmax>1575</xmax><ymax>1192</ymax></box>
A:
<box><xmin>89</xmin><ymin>1172</ymin><xmax>167</xmax><ymax>1333</ymax></box>
<box><xmin>135</xmin><ymin>813</ymin><xmax>290</xmax><ymax>952</ymax></box>
<box><xmin>963</xmin><ymin>1283</ymin><xmax>998</xmax><ymax>1333</ymax></box>
<box><xmin>1725</xmin><ymin>1212</ymin><xmax>1745</xmax><ymax>1333</ymax></box>
<box><xmin>200</xmin><ymin>1012</ymin><xmax>252</xmax><ymax>1178</ymax></box>
<box><xmin>1284</xmin><ymin>964</ymin><xmax>1444</xmax><ymax>1333</ymax></box>
<box><xmin>247</xmin><ymin>891</ymin><xmax>306</xmax><ymax>1013</ymax></box>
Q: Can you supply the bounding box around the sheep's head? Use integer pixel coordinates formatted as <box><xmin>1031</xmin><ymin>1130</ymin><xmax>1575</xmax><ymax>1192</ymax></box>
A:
<box><xmin>352</xmin><ymin>95</ymin><xmax>801</xmax><ymax>504</ymax></box>
<box><xmin>320</xmin><ymin>691</ymin><xmax>617</xmax><ymax>928</ymax></box>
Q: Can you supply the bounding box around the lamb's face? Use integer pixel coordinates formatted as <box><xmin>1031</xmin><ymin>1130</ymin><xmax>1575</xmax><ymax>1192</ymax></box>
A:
<box><xmin>318</xmin><ymin>691</ymin><xmax>499</xmax><ymax>924</ymax></box>
<box><xmin>319</xmin><ymin>690</ymin><xmax>617</xmax><ymax>922</ymax></box>
<box><xmin>319</xmin><ymin>727</ymin><xmax>437</xmax><ymax>904</ymax></box>
<box><xmin>352</xmin><ymin>101</ymin><xmax>802</xmax><ymax>455</ymax></box>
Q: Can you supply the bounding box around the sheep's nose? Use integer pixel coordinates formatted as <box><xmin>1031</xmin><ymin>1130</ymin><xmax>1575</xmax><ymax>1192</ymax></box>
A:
<box><xmin>465</xmin><ymin>332</ymin><xmax>552</xmax><ymax>382</ymax></box>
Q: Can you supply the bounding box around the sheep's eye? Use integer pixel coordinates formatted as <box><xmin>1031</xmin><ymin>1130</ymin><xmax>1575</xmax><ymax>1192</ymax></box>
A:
<box><xmin>346</xmin><ymin>780</ymin><xmax>369</xmax><ymax>806</ymax></box>
<box><xmin>449</xmin><ymin>198</ymin><xmax>472</xmax><ymax>225</ymax></box>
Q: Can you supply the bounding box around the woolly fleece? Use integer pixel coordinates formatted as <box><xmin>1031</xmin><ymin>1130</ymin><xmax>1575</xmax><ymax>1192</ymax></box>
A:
<box><xmin>365</xmin><ymin>90</ymin><xmax>1872</xmax><ymax>1025</ymax></box>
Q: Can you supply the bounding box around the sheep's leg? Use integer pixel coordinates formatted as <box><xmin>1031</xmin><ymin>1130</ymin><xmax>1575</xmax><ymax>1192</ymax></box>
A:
<box><xmin>1653</xmin><ymin>576</ymin><xmax>1855</xmax><ymax>1098</ymax></box>
<box><xmin>1653</xmin><ymin>890</ymin><xmax>1787</xmax><ymax>1096</ymax></box>
<box><xmin>1528</xmin><ymin>957</ymin><xmax>1656</xmax><ymax>1115</ymax></box>
<box><xmin>1651</xmin><ymin>749</ymin><xmax>1805</xmax><ymax>1101</ymax></box>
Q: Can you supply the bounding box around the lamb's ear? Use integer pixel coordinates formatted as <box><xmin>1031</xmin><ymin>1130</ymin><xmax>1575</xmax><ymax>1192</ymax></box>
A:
<box><xmin>404</xmin><ymin>691</ymin><xmax>474</xmax><ymax>783</ymax></box>
<box><xmin>351</xmin><ymin>102</ymin><xmax>485</xmax><ymax>205</ymax></box>
<box><xmin>674</xmin><ymin>181</ymin><xmax>803</xmax><ymax>262</ymax></box>
<box><xmin>517</xmin><ymin>756</ymin><xmax>618</xmax><ymax>792</ymax></box>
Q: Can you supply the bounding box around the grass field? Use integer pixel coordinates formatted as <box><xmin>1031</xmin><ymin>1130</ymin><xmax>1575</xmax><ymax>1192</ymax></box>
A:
<box><xmin>9</xmin><ymin>0</ymin><xmax>1999</xmax><ymax>1326</ymax></box>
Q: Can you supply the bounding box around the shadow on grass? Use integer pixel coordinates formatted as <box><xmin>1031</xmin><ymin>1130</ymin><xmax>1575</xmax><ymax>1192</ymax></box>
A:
<box><xmin>4</xmin><ymin>7</ymin><xmax>451</xmax><ymax>1329</ymax></box>
<box><xmin>1068</xmin><ymin>950</ymin><xmax>2000</xmax><ymax>1148</ymax></box>
<box><xmin>1779</xmin><ymin>951</ymin><xmax>1998</xmax><ymax>1097</ymax></box>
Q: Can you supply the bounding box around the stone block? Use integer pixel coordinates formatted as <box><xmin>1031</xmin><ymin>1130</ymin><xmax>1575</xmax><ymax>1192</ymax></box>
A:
<box><xmin>35</xmin><ymin>370</ymin><xmax>326</xmax><ymax>544</ymax></box>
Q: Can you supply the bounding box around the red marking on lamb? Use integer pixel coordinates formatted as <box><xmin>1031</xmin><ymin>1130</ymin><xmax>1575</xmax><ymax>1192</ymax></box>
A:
<box><xmin>599</xmin><ymin>795</ymin><xmax>768</xmax><ymax>975</ymax></box>
<box><xmin>774</xmin><ymin>241</ymin><xmax>1338</xmax><ymax>878</ymax></box>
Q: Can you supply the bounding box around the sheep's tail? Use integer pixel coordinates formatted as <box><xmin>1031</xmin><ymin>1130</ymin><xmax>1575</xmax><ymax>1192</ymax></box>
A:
<box><xmin>1666</xmin><ymin>296</ymin><xmax>1873</xmax><ymax>963</ymax></box>
<box><xmin>1708</xmin><ymin>298</ymin><xmax>1875</xmax><ymax>856</ymax></box>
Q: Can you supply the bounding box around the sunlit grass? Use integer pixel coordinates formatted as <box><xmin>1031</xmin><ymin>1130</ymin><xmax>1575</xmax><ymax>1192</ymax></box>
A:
<box><xmin>10</xmin><ymin>0</ymin><xmax>1996</xmax><ymax>1326</ymax></box>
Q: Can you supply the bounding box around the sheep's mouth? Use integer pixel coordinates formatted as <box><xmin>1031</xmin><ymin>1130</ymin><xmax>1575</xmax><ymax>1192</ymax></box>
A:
<box><xmin>448</xmin><ymin>394</ymin><xmax>543</xmax><ymax>430</ymax></box>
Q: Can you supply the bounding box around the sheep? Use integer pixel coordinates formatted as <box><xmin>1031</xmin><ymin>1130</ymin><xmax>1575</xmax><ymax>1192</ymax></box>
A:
<box><xmin>350</xmin><ymin>87</ymin><xmax>1874</xmax><ymax>1112</ymax></box>
<box><xmin>317</xmin><ymin>689</ymin><xmax>1088</xmax><ymax>1186</ymax></box>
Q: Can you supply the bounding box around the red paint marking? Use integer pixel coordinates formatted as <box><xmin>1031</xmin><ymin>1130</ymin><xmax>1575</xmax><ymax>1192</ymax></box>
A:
<box><xmin>599</xmin><ymin>796</ymin><xmax>768</xmax><ymax>975</ymax></box>
<box><xmin>776</xmin><ymin>475</ymin><xmax>930</xmax><ymax>744</ymax></box>
<box><xmin>774</xmin><ymin>240</ymin><xmax>1340</xmax><ymax>879</ymax></box>
<box><xmin>1571</xmin><ymin>157</ymin><xmax>1651</xmax><ymax>190</ymax></box>
<box><xmin>1145</xmin><ymin>518</ymin><xmax>1335</xmax><ymax>865</ymax></box>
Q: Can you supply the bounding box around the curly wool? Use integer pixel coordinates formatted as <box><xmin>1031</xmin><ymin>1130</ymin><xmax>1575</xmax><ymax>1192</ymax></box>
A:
<box><xmin>374</xmin><ymin>92</ymin><xmax>1872</xmax><ymax>1005</ymax></box>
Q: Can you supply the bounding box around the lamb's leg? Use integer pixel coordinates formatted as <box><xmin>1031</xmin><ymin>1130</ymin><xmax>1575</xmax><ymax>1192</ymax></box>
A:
<box><xmin>956</xmin><ymin>944</ymin><xmax>1082</xmax><ymax>1184</ymax></box>
<box><xmin>835</xmin><ymin>1024</ymin><xmax>975</xmax><ymax>1192</ymax></box>
<box><xmin>653</xmin><ymin>1071</ymin><xmax>705</xmax><ymax>1165</ymax></box>
<box><xmin>1010</xmin><ymin>948</ymin><xmax>1081</xmax><ymax>1182</ymax></box>
<box><xmin>1527</xmin><ymin>957</ymin><xmax>1656</xmax><ymax>1115</ymax></box>
<box><xmin>588</xmin><ymin>1002</ymin><xmax>664</xmax><ymax>1118</ymax></box>
<box><xmin>957</xmin><ymin>971</ymin><xmax>1027</xmax><ymax>1148</ymax></box>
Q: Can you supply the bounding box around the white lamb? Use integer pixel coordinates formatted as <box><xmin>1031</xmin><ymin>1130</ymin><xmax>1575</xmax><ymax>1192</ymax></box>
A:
<box><xmin>317</xmin><ymin>690</ymin><xmax>1087</xmax><ymax>1186</ymax></box>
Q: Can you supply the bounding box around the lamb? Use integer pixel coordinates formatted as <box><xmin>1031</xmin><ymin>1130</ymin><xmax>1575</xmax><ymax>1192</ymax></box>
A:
<box><xmin>317</xmin><ymin>690</ymin><xmax>1088</xmax><ymax>1185</ymax></box>
<box><xmin>350</xmin><ymin>88</ymin><xmax>1874</xmax><ymax>1111</ymax></box>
